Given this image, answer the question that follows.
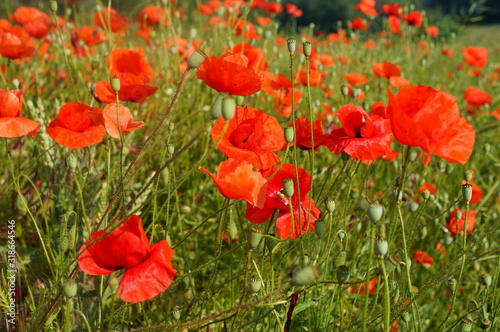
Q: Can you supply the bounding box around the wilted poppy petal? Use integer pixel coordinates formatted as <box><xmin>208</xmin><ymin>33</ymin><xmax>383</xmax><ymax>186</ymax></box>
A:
<box><xmin>118</xmin><ymin>240</ymin><xmax>177</xmax><ymax>303</ymax></box>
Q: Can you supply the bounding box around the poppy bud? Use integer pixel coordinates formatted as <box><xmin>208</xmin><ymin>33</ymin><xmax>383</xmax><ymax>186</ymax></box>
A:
<box><xmin>227</xmin><ymin>219</ymin><xmax>238</xmax><ymax>241</ymax></box>
<box><xmin>422</xmin><ymin>189</ymin><xmax>430</xmax><ymax>200</ymax></box>
<box><xmin>291</xmin><ymin>266</ymin><xmax>320</xmax><ymax>286</ymax></box>
<box><xmin>67</xmin><ymin>153</ymin><xmax>78</xmax><ymax>170</ymax></box>
<box><xmin>337</xmin><ymin>230</ymin><xmax>346</xmax><ymax>240</ymax></box>
<box><xmin>409</xmin><ymin>201</ymin><xmax>419</xmax><ymax>212</ymax></box>
<box><xmin>352</xmin><ymin>88</ymin><xmax>362</xmax><ymax>98</ymax></box>
<box><xmin>302</xmin><ymin>42</ymin><xmax>312</xmax><ymax>57</ymax></box>
<box><xmin>367</xmin><ymin>203</ymin><xmax>383</xmax><ymax>224</ymax></box>
<box><xmin>350</xmin><ymin>188</ymin><xmax>359</xmax><ymax>199</ymax></box>
<box><xmin>16</xmin><ymin>194</ymin><xmax>28</xmax><ymax>214</ymax></box>
<box><xmin>167</xmin><ymin>143</ymin><xmax>175</xmax><ymax>156</ymax></box>
<box><xmin>325</xmin><ymin>198</ymin><xmax>336</xmax><ymax>213</ymax></box>
<box><xmin>315</xmin><ymin>220</ymin><xmax>325</xmax><ymax>238</ymax></box>
<box><xmin>445</xmin><ymin>163</ymin><xmax>454</xmax><ymax>175</ymax></box>
<box><xmin>222</xmin><ymin>97</ymin><xmax>236</xmax><ymax>120</ymax></box>
<box><xmin>249</xmin><ymin>276</ymin><xmax>262</xmax><ymax>293</ymax></box>
<box><xmin>110</xmin><ymin>77</ymin><xmax>121</xmax><ymax>93</ymax></box>
<box><xmin>287</xmin><ymin>38</ymin><xmax>296</xmax><ymax>54</ymax></box>
<box><xmin>235</xmin><ymin>95</ymin><xmax>244</xmax><ymax>106</ymax></box>
<box><xmin>336</xmin><ymin>265</ymin><xmax>350</xmax><ymax>284</ymax></box>
<box><xmin>12</xmin><ymin>79</ymin><xmax>20</xmax><ymax>89</ymax></box>
<box><xmin>481</xmin><ymin>274</ymin><xmax>492</xmax><ymax>288</ymax></box>
<box><xmin>50</xmin><ymin>0</ymin><xmax>58</xmax><ymax>13</ymax></box>
<box><xmin>168</xmin><ymin>122</ymin><xmax>175</xmax><ymax>132</ymax></box>
<box><xmin>402</xmin><ymin>311</ymin><xmax>410</xmax><ymax>324</ymax></box>
<box><xmin>59</xmin><ymin>236</ymin><xmax>69</xmax><ymax>253</ymax></box>
<box><xmin>448</xmin><ymin>278</ymin><xmax>457</xmax><ymax>292</ymax></box>
<box><xmin>443</xmin><ymin>234</ymin><xmax>453</xmax><ymax>245</ymax></box>
<box><xmin>455</xmin><ymin>210</ymin><xmax>463</xmax><ymax>220</ymax></box>
<box><xmin>340</xmin><ymin>85</ymin><xmax>349</xmax><ymax>97</ymax></box>
<box><xmin>180</xmin><ymin>205</ymin><xmax>191</xmax><ymax>214</ymax></box>
<box><xmin>437</xmin><ymin>160</ymin><xmax>446</xmax><ymax>171</ymax></box>
<box><xmin>68</xmin><ymin>223</ymin><xmax>77</xmax><ymax>251</ymax></box>
<box><xmin>211</xmin><ymin>94</ymin><xmax>223</xmax><ymax>119</ymax></box>
<box><xmin>334</xmin><ymin>250</ymin><xmax>347</xmax><ymax>268</ymax></box>
<box><xmin>172</xmin><ymin>306</ymin><xmax>181</xmax><ymax>320</ymax></box>
<box><xmin>462</xmin><ymin>183</ymin><xmax>472</xmax><ymax>203</ymax></box>
<box><xmin>483</xmin><ymin>143</ymin><xmax>491</xmax><ymax>153</ymax></box>
<box><xmin>374</xmin><ymin>236</ymin><xmax>388</xmax><ymax>257</ymax></box>
<box><xmin>247</xmin><ymin>226</ymin><xmax>263</xmax><ymax>249</ymax></box>
<box><xmin>463</xmin><ymin>170</ymin><xmax>473</xmax><ymax>182</ymax></box>
<box><xmin>187</xmin><ymin>49</ymin><xmax>207</xmax><ymax>69</ymax></box>
<box><xmin>409</xmin><ymin>150</ymin><xmax>418</xmax><ymax>161</ymax></box>
<box><xmin>284</xmin><ymin>126</ymin><xmax>294</xmax><ymax>143</ymax></box>
<box><xmin>63</xmin><ymin>279</ymin><xmax>77</xmax><ymax>299</ymax></box>
<box><xmin>283</xmin><ymin>178</ymin><xmax>294</xmax><ymax>197</ymax></box>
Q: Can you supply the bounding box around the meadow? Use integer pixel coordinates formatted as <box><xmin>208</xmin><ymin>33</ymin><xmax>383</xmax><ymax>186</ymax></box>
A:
<box><xmin>0</xmin><ymin>0</ymin><xmax>499</xmax><ymax>331</ymax></box>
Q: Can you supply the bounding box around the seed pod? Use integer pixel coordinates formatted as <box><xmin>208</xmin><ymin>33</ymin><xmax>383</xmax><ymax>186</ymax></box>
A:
<box><xmin>67</xmin><ymin>153</ymin><xmax>78</xmax><ymax>170</ymax></box>
<box><xmin>167</xmin><ymin>143</ymin><xmax>175</xmax><ymax>156</ymax></box>
<box><xmin>336</xmin><ymin>265</ymin><xmax>350</xmax><ymax>285</ymax></box>
<box><xmin>172</xmin><ymin>306</ymin><xmax>181</xmax><ymax>320</ymax></box>
<box><xmin>457</xmin><ymin>317</ymin><xmax>473</xmax><ymax>332</ymax></box>
<box><xmin>480</xmin><ymin>317</ymin><xmax>490</xmax><ymax>330</ymax></box>
<box><xmin>409</xmin><ymin>201</ymin><xmax>419</xmax><ymax>212</ymax></box>
<box><xmin>325</xmin><ymin>199</ymin><xmax>335</xmax><ymax>213</ymax></box>
<box><xmin>445</xmin><ymin>163</ymin><xmax>454</xmax><ymax>175</ymax></box>
<box><xmin>247</xmin><ymin>226</ymin><xmax>263</xmax><ymax>249</ymax></box>
<box><xmin>367</xmin><ymin>203</ymin><xmax>384</xmax><ymax>224</ymax></box>
<box><xmin>291</xmin><ymin>266</ymin><xmax>320</xmax><ymax>286</ymax></box>
<box><xmin>302</xmin><ymin>42</ymin><xmax>312</xmax><ymax>57</ymax></box>
<box><xmin>283</xmin><ymin>178</ymin><xmax>294</xmax><ymax>197</ymax></box>
<box><xmin>462</xmin><ymin>183</ymin><xmax>473</xmax><ymax>203</ymax></box>
<box><xmin>287</xmin><ymin>38</ymin><xmax>296</xmax><ymax>54</ymax></box>
<box><xmin>448</xmin><ymin>278</ymin><xmax>457</xmax><ymax>292</ymax></box>
<box><xmin>249</xmin><ymin>276</ymin><xmax>262</xmax><ymax>293</ymax></box>
<box><xmin>463</xmin><ymin>170</ymin><xmax>473</xmax><ymax>182</ymax></box>
<box><xmin>421</xmin><ymin>189</ymin><xmax>430</xmax><ymax>200</ymax></box>
<box><xmin>315</xmin><ymin>220</ymin><xmax>325</xmax><ymax>239</ymax></box>
<box><xmin>210</xmin><ymin>94</ymin><xmax>223</xmax><ymax>119</ymax></box>
<box><xmin>187</xmin><ymin>49</ymin><xmax>207</xmax><ymax>69</ymax></box>
<box><xmin>110</xmin><ymin>76</ymin><xmax>121</xmax><ymax>92</ymax></box>
<box><xmin>374</xmin><ymin>236</ymin><xmax>388</xmax><ymax>257</ymax></box>
<box><xmin>50</xmin><ymin>0</ymin><xmax>58</xmax><ymax>13</ymax></box>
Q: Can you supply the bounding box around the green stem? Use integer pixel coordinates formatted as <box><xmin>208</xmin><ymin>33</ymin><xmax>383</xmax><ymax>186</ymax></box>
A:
<box><xmin>362</xmin><ymin>225</ymin><xmax>376</xmax><ymax>332</ymax></box>
<box><xmin>380</xmin><ymin>257</ymin><xmax>391</xmax><ymax>332</ymax></box>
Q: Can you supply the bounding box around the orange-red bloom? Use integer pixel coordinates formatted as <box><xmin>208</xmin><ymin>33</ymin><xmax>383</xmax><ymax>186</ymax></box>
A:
<box><xmin>426</xmin><ymin>26</ymin><xmax>439</xmax><ymax>38</ymax></box>
<box><xmin>107</xmin><ymin>48</ymin><xmax>154</xmax><ymax>85</ymax></box>
<box><xmin>349</xmin><ymin>279</ymin><xmax>378</xmax><ymax>295</ymax></box>
<box><xmin>47</xmin><ymin>103</ymin><xmax>106</xmax><ymax>149</ymax></box>
<box><xmin>373</xmin><ymin>61</ymin><xmax>401</xmax><ymax>78</ymax></box>
<box><xmin>284</xmin><ymin>118</ymin><xmax>326</xmax><ymax>151</ymax></box>
<box><xmin>354</xmin><ymin>0</ymin><xmax>378</xmax><ymax>17</ymax></box>
<box><xmin>199</xmin><ymin>159</ymin><xmax>268</xmax><ymax>208</ymax></box>
<box><xmin>343</xmin><ymin>72</ymin><xmax>369</xmax><ymax>85</ymax></box>
<box><xmin>0</xmin><ymin>28</ymin><xmax>35</xmax><ymax>59</ymax></box>
<box><xmin>94</xmin><ymin>8</ymin><xmax>130</xmax><ymax>34</ymax></box>
<box><xmin>446</xmin><ymin>208</ymin><xmax>477</xmax><ymax>236</ymax></box>
<box><xmin>324</xmin><ymin>104</ymin><xmax>393</xmax><ymax>160</ymax></box>
<box><xmin>404</xmin><ymin>11</ymin><xmax>423</xmax><ymax>27</ymax></box>
<box><xmin>461</xmin><ymin>46</ymin><xmax>490</xmax><ymax>69</ymax></box>
<box><xmin>136</xmin><ymin>5</ymin><xmax>168</xmax><ymax>29</ymax></box>
<box><xmin>419</xmin><ymin>183</ymin><xmax>436</xmax><ymax>195</ymax></box>
<box><xmin>211</xmin><ymin>106</ymin><xmax>285</xmax><ymax>169</ymax></box>
<box><xmin>11</xmin><ymin>6</ymin><xmax>52</xmax><ymax>39</ymax></box>
<box><xmin>388</xmin><ymin>85</ymin><xmax>475</xmax><ymax>166</ymax></box>
<box><xmin>197</xmin><ymin>52</ymin><xmax>262</xmax><ymax>96</ymax></box>
<box><xmin>232</xmin><ymin>43</ymin><xmax>269</xmax><ymax>72</ymax></box>
<box><xmin>92</xmin><ymin>73</ymin><xmax>158</xmax><ymax>104</ymax></box>
<box><xmin>464</xmin><ymin>87</ymin><xmax>492</xmax><ymax>108</ymax></box>
<box><xmin>78</xmin><ymin>215</ymin><xmax>177</xmax><ymax>303</ymax></box>
<box><xmin>413</xmin><ymin>250</ymin><xmax>433</xmax><ymax>266</ymax></box>
<box><xmin>285</xmin><ymin>3</ymin><xmax>303</xmax><ymax>17</ymax></box>
<box><xmin>0</xmin><ymin>89</ymin><xmax>40</xmax><ymax>138</ymax></box>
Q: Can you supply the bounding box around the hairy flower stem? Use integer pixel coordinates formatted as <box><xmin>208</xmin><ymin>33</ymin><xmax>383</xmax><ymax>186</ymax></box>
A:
<box><xmin>380</xmin><ymin>257</ymin><xmax>391</xmax><ymax>332</ymax></box>
<box><xmin>305</xmin><ymin>54</ymin><xmax>316</xmax><ymax>236</ymax></box>
<box><xmin>362</xmin><ymin>225</ymin><xmax>376</xmax><ymax>332</ymax></box>
<box><xmin>95</xmin><ymin>68</ymin><xmax>192</xmax><ymax>231</ymax></box>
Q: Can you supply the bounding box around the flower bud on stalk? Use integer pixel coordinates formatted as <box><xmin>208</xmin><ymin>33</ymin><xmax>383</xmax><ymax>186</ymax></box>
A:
<box><xmin>287</xmin><ymin>38</ymin><xmax>296</xmax><ymax>54</ymax></box>
<box><xmin>284</xmin><ymin>126</ymin><xmax>294</xmax><ymax>143</ymax></box>
<box><xmin>302</xmin><ymin>42</ymin><xmax>312</xmax><ymax>57</ymax></box>
<box><xmin>291</xmin><ymin>266</ymin><xmax>320</xmax><ymax>286</ymax></box>
<box><xmin>283</xmin><ymin>178</ymin><xmax>294</xmax><ymax>197</ymax></box>
<box><xmin>187</xmin><ymin>49</ymin><xmax>207</xmax><ymax>69</ymax></box>
<box><xmin>247</xmin><ymin>226</ymin><xmax>263</xmax><ymax>249</ymax></box>
<box><xmin>336</xmin><ymin>265</ymin><xmax>350</xmax><ymax>284</ymax></box>
<box><xmin>222</xmin><ymin>97</ymin><xmax>236</xmax><ymax>120</ymax></box>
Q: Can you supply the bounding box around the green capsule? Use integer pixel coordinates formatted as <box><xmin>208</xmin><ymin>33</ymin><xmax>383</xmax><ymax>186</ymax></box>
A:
<box><xmin>336</xmin><ymin>265</ymin><xmax>350</xmax><ymax>284</ymax></box>
<box><xmin>291</xmin><ymin>266</ymin><xmax>320</xmax><ymax>286</ymax></box>
<box><xmin>283</xmin><ymin>178</ymin><xmax>294</xmax><ymax>197</ymax></box>
<box><xmin>462</xmin><ymin>183</ymin><xmax>473</xmax><ymax>203</ymax></box>
<box><xmin>63</xmin><ymin>279</ymin><xmax>78</xmax><ymax>299</ymax></box>
<box><xmin>334</xmin><ymin>250</ymin><xmax>347</xmax><ymax>268</ymax></box>
<box><xmin>249</xmin><ymin>276</ymin><xmax>262</xmax><ymax>293</ymax></box>
<box><xmin>247</xmin><ymin>226</ymin><xmax>263</xmax><ymax>249</ymax></box>
<box><xmin>315</xmin><ymin>220</ymin><xmax>325</xmax><ymax>239</ymax></box>
<box><xmin>367</xmin><ymin>203</ymin><xmax>383</xmax><ymax>224</ymax></box>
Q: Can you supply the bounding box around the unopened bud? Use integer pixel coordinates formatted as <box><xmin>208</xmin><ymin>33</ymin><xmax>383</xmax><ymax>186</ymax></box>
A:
<box><xmin>63</xmin><ymin>279</ymin><xmax>78</xmax><ymax>299</ymax></box>
<box><xmin>284</xmin><ymin>126</ymin><xmax>294</xmax><ymax>143</ymax></box>
<box><xmin>283</xmin><ymin>178</ymin><xmax>294</xmax><ymax>197</ymax></box>
<box><xmin>187</xmin><ymin>49</ymin><xmax>207</xmax><ymax>69</ymax></box>
<box><xmin>110</xmin><ymin>77</ymin><xmax>121</xmax><ymax>92</ymax></box>
<box><xmin>222</xmin><ymin>97</ymin><xmax>236</xmax><ymax>120</ymax></box>
<box><xmin>291</xmin><ymin>266</ymin><xmax>320</xmax><ymax>286</ymax></box>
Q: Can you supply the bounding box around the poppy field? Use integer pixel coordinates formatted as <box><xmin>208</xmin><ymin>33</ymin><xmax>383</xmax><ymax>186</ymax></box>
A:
<box><xmin>1</xmin><ymin>0</ymin><xmax>499</xmax><ymax>331</ymax></box>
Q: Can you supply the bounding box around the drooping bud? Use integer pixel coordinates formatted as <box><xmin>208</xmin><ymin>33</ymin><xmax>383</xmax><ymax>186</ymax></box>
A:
<box><xmin>334</xmin><ymin>250</ymin><xmax>347</xmax><ymax>268</ymax></box>
<box><xmin>291</xmin><ymin>266</ymin><xmax>320</xmax><ymax>286</ymax></box>
<box><xmin>187</xmin><ymin>49</ymin><xmax>207</xmax><ymax>69</ymax></box>
<box><xmin>336</xmin><ymin>265</ymin><xmax>350</xmax><ymax>284</ymax></box>
<box><xmin>167</xmin><ymin>143</ymin><xmax>175</xmax><ymax>156</ymax></box>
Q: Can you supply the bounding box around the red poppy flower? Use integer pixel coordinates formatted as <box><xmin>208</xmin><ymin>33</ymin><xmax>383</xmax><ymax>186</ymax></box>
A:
<box><xmin>245</xmin><ymin>164</ymin><xmax>319</xmax><ymax>239</ymax></box>
<box><xmin>232</xmin><ymin>43</ymin><xmax>269</xmax><ymax>72</ymax></box>
<box><xmin>197</xmin><ymin>52</ymin><xmax>261</xmax><ymax>96</ymax></box>
<box><xmin>0</xmin><ymin>28</ymin><xmax>35</xmax><ymax>59</ymax></box>
<box><xmin>461</xmin><ymin>46</ymin><xmax>489</xmax><ymax>69</ymax></box>
<box><xmin>262</xmin><ymin>72</ymin><xmax>302</xmax><ymax>117</ymax></box>
<box><xmin>78</xmin><ymin>215</ymin><xmax>177</xmax><ymax>303</ymax></box>
<box><xmin>211</xmin><ymin>106</ymin><xmax>284</xmax><ymax>169</ymax></box>
<box><xmin>88</xmin><ymin>103</ymin><xmax>144</xmax><ymax>138</ymax></box>
<box><xmin>0</xmin><ymin>89</ymin><xmax>40</xmax><ymax>138</ymax></box>
<box><xmin>136</xmin><ymin>6</ymin><xmax>168</xmax><ymax>29</ymax></box>
<box><xmin>388</xmin><ymin>85</ymin><xmax>475</xmax><ymax>166</ymax></box>
<box><xmin>199</xmin><ymin>1</ymin><xmax>222</xmax><ymax>15</ymax></box>
<box><xmin>404</xmin><ymin>11</ymin><xmax>423</xmax><ymax>27</ymax></box>
<box><xmin>413</xmin><ymin>250</ymin><xmax>434</xmax><ymax>266</ymax></box>
<box><xmin>387</xmin><ymin>15</ymin><xmax>401</xmax><ymax>34</ymax></box>
<box><xmin>199</xmin><ymin>159</ymin><xmax>268</xmax><ymax>208</ymax></box>
<box><xmin>446</xmin><ymin>208</ymin><xmax>477</xmax><ymax>236</ymax></box>
<box><xmin>442</xmin><ymin>47</ymin><xmax>454</xmax><ymax>58</ymax></box>
<box><xmin>232</xmin><ymin>19</ymin><xmax>261</xmax><ymax>40</ymax></box>
<box><xmin>265</xmin><ymin>2</ymin><xmax>283</xmax><ymax>15</ymax></box>
<box><xmin>285</xmin><ymin>3</ymin><xmax>303</xmax><ymax>17</ymax></box>
<box><xmin>283</xmin><ymin>118</ymin><xmax>325</xmax><ymax>151</ymax></box>
<box><xmin>74</xmin><ymin>26</ymin><xmax>105</xmax><ymax>47</ymax></box>
<box><xmin>389</xmin><ymin>76</ymin><xmax>410</xmax><ymax>88</ymax></box>
<box><xmin>92</xmin><ymin>73</ymin><xmax>158</xmax><ymax>104</ymax></box>
<box><xmin>93</xmin><ymin>8</ymin><xmax>130</xmax><ymax>34</ymax></box>
<box><xmin>354</xmin><ymin>0</ymin><xmax>378</xmax><ymax>17</ymax></box>
<box><xmin>107</xmin><ymin>48</ymin><xmax>154</xmax><ymax>85</ymax></box>
<box><xmin>343</xmin><ymin>72</ymin><xmax>369</xmax><ymax>85</ymax></box>
<box><xmin>382</xmin><ymin>3</ymin><xmax>403</xmax><ymax>16</ymax></box>
<box><xmin>419</xmin><ymin>183</ymin><xmax>436</xmax><ymax>195</ymax></box>
<box><xmin>256</xmin><ymin>16</ymin><xmax>271</xmax><ymax>26</ymax></box>
<box><xmin>324</xmin><ymin>104</ymin><xmax>393</xmax><ymax>160</ymax></box>
<box><xmin>464</xmin><ymin>87</ymin><xmax>491</xmax><ymax>108</ymax></box>
<box><xmin>369</xmin><ymin>102</ymin><xmax>388</xmax><ymax>120</ymax></box>
<box><xmin>372</xmin><ymin>61</ymin><xmax>401</xmax><ymax>78</ymax></box>
<box><xmin>349</xmin><ymin>279</ymin><xmax>378</xmax><ymax>295</ymax></box>
<box><xmin>349</xmin><ymin>17</ymin><xmax>370</xmax><ymax>32</ymax></box>
<box><xmin>47</xmin><ymin>103</ymin><xmax>106</xmax><ymax>149</ymax></box>
<box><xmin>11</xmin><ymin>6</ymin><xmax>52</xmax><ymax>39</ymax></box>
<box><xmin>426</xmin><ymin>26</ymin><xmax>439</xmax><ymax>38</ymax></box>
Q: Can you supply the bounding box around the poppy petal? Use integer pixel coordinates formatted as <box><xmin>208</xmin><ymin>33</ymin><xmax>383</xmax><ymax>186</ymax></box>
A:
<box><xmin>0</xmin><ymin>117</ymin><xmax>40</xmax><ymax>138</ymax></box>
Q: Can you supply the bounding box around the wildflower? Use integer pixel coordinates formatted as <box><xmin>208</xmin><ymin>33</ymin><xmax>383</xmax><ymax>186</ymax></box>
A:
<box><xmin>461</xmin><ymin>46</ymin><xmax>490</xmax><ymax>69</ymax></box>
<box><xmin>372</xmin><ymin>61</ymin><xmax>401</xmax><ymax>78</ymax></box>
<box><xmin>404</xmin><ymin>11</ymin><xmax>423</xmax><ymax>27</ymax></box>
<box><xmin>232</xmin><ymin>43</ymin><xmax>269</xmax><ymax>72</ymax></box>
<box><xmin>210</xmin><ymin>106</ymin><xmax>284</xmax><ymax>169</ymax></box>
<box><xmin>0</xmin><ymin>27</ymin><xmax>35</xmax><ymax>59</ymax></box>
<box><xmin>324</xmin><ymin>104</ymin><xmax>393</xmax><ymax>160</ymax></box>
<box><xmin>197</xmin><ymin>52</ymin><xmax>261</xmax><ymax>96</ymax></box>
<box><xmin>388</xmin><ymin>85</ymin><xmax>475</xmax><ymax>166</ymax></box>
<box><xmin>446</xmin><ymin>208</ymin><xmax>477</xmax><ymax>236</ymax></box>
<box><xmin>78</xmin><ymin>215</ymin><xmax>177</xmax><ymax>303</ymax></box>
<box><xmin>418</xmin><ymin>184</ymin><xmax>436</xmax><ymax>195</ymax></box>
<box><xmin>354</xmin><ymin>0</ymin><xmax>378</xmax><ymax>17</ymax></box>
<box><xmin>47</xmin><ymin>103</ymin><xmax>106</xmax><ymax>149</ymax></box>
<box><xmin>464</xmin><ymin>87</ymin><xmax>492</xmax><ymax>112</ymax></box>
<box><xmin>99</xmin><ymin>103</ymin><xmax>145</xmax><ymax>138</ymax></box>
<box><xmin>107</xmin><ymin>48</ymin><xmax>154</xmax><ymax>85</ymax></box>
<box><xmin>11</xmin><ymin>6</ymin><xmax>52</xmax><ymax>39</ymax></box>
<box><xmin>413</xmin><ymin>250</ymin><xmax>434</xmax><ymax>266</ymax></box>
<box><xmin>427</xmin><ymin>26</ymin><xmax>439</xmax><ymax>38</ymax></box>
<box><xmin>93</xmin><ymin>7</ymin><xmax>130</xmax><ymax>34</ymax></box>
<box><xmin>342</xmin><ymin>72</ymin><xmax>369</xmax><ymax>85</ymax></box>
<box><xmin>349</xmin><ymin>279</ymin><xmax>378</xmax><ymax>295</ymax></box>
<box><xmin>0</xmin><ymin>89</ymin><xmax>40</xmax><ymax>138</ymax></box>
<box><xmin>283</xmin><ymin>118</ymin><xmax>326</xmax><ymax>151</ymax></box>
<box><xmin>92</xmin><ymin>73</ymin><xmax>158</xmax><ymax>104</ymax></box>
